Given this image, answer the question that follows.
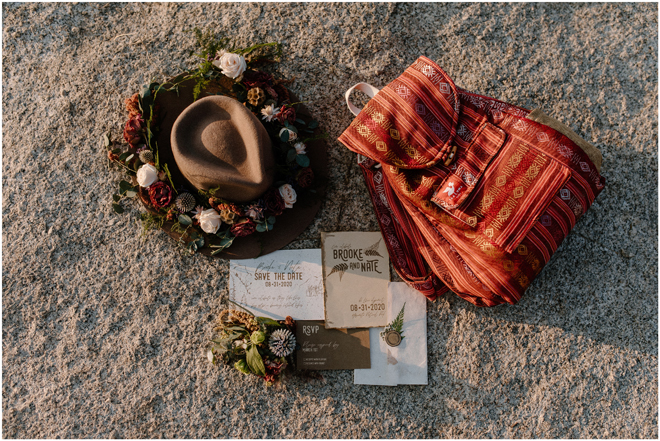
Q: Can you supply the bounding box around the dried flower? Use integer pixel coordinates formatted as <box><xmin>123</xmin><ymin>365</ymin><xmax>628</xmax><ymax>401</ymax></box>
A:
<box><xmin>123</xmin><ymin>115</ymin><xmax>144</xmax><ymax>147</ymax></box>
<box><xmin>247</xmin><ymin>87</ymin><xmax>266</xmax><ymax>106</ymax></box>
<box><xmin>294</xmin><ymin>142</ymin><xmax>306</xmax><ymax>155</ymax></box>
<box><xmin>264</xmin><ymin>188</ymin><xmax>285</xmax><ymax>216</ymax></box>
<box><xmin>296</xmin><ymin>167</ymin><xmax>314</xmax><ymax>189</ymax></box>
<box><xmin>278</xmin><ymin>184</ymin><xmax>297</xmax><ymax>209</ymax></box>
<box><xmin>268</xmin><ymin>329</ymin><xmax>296</xmax><ymax>357</ymax></box>
<box><xmin>138</xmin><ymin>149</ymin><xmax>154</xmax><ymax>164</ymax></box>
<box><xmin>148</xmin><ymin>181</ymin><xmax>173</xmax><ymax>208</ymax></box>
<box><xmin>175</xmin><ymin>192</ymin><xmax>196</xmax><ymax>213</ymax></box>
<box><xmin>244</xmin><ymin>204</ymin><xmax>265</xmax><ymax>221</ymax></box>
<box><xmin>276</xmin><ymin>105</ymin><xmax>296</xmax><ymax>124</ymax></box>
<box><xmin>219</xmin><ymin>209</ymin><xmax>237</xmax><ymax>225</ymax></box>
<box><xmin>261</xmin><ymin>104</ymin><xmax>280</xmax><ymax>122</ymax></box>
<box><xmin>243</xmin><ymin>70</ymin><xmax>274</xmax><ymax>89</ymax></box>
<box><xmin>230</xmin><ymin>218</ymin><xmax>256</xmax><ymax>237</ymax></box>
<box><xmin>278</xmin><ymin>128</ymin><xmax>297</xmax><ymax>141</ymax></box>
<box><xmin>125</xmin><ymin>93</ymin><xmax>141</xmax><ymax>119</ymax></box>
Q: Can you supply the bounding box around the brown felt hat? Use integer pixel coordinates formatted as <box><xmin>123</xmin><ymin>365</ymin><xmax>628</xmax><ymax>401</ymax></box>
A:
<box><xmin>171</xmin><ymin>95</ymin><xmax>275</xmax><ymax>202</ymax></box>
<box><xmin>144</xmin><ymin>78</ymin><xmax>327</xmax><ymax>260</ymax></box>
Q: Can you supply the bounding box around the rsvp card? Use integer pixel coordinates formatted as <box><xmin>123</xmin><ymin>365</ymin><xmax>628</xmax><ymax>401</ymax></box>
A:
<box><xmin>229</xmin><ymin>249</ymin><xmax>324</xmax><ymax>320</ymax></box>
<box><xmin>321</xmin><ymin>232</ymin><xmax>389</xmax><ymax>329</ymax></box>
<box><xmin>295</xmin><ymin>320</ymin><xmax>371</xmax><ymax>370</ymax></box>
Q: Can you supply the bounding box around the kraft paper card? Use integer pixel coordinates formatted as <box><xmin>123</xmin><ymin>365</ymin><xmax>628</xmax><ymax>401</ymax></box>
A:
<box><xmin>229</xmin><ymin>249</ymin><xmax>324</xmax><ymax>320</ymax></box>
<box><xmin>295</xmin><ymin>320</ymin><xmax>371</xmax><ymax>370</ymax></box>
<box><xmin>321</xmin><ymin>231</ymin><xmax>389</xmax><ymax>329</ymax></box>
<box><xmin>354</xmin><ymin>282</ymin><xmax>428</xmax><ymax>386</ymax></box>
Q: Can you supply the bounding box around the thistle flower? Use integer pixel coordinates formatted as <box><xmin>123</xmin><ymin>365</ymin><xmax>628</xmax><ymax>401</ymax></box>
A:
<box><xmin>268</xmin><ymin>329</ymin><xmax>296</xmax><ymax>357</ymax></box>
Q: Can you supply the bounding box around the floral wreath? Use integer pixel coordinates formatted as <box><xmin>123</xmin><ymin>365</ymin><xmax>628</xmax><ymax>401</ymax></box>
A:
<box><xmin>106</xmin><ymin>30</ymin><xmax>323</xmax><ymax>255</ymax></box>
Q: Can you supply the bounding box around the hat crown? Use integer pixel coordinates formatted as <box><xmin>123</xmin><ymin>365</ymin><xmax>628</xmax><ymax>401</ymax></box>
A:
<box><xmin>171</xmin><ymin>95</ymin><xmax>274</xmax><ymax>203</ymax></box>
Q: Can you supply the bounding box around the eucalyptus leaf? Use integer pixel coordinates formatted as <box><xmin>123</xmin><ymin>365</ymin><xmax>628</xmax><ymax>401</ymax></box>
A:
<box><xmin>256</xmin><ymin>223</ymin><xmax>267</xmax><ymax>233</ymax></box>
<box><xmin>140</xmin><ymin>84</ymin><xmax>151</xmax><ymax>99</ymax></box>
<box><xmin>112</xmin><ymin>203</ymin><xmax>124</xmax><ymax>214</ymax></box>
<box><xmin>267</xmin><ymin>216</ymin><xmax>276</xmax><ymax>225</ymax></box>
<box><xmin>280</xmin><ymin>130</ymin><xmax>289</xmax><ymax>142</ymax></box>
<box><xmin>113</xmin><ymin>194</ymin><xmax>121</xmax><ymax>202</ymax></box>
<box><xmin>125</xmin><ymin>190</ymin><xmax>137</xmax><ymax>198</ymax></box>
<box><xmin>118</xmin><ymin>152</ymin><xmax>131</xmax><ymax>162</ymax></box>
<box><xmin>179</xmin><ymin>214</ymin><xmax>193</xmax><ymax>226</ymax></box>
<box><xmin>286</xmin><ymin>148</ymin><xmax>297</xmax><ymax>163</ymax></box>
<box><xmin>295</xmin><ymin>118</ymin><xmax>306</xmax><ymax>125</ymax></box>
<box><xmin>103</xmin><ymin>133</ymin><xmax>111</xmax><ymax>147</ymax></box>
<box><xmin>296</xmin><ymin>154</ymin><xmax>310</xmax><ymax>167</ymax></box>
<box><xmin>308</xmin><ymin>120</ymin><xmax>319</xmax><ymax>129</ymax></box>
<box><xmin>195</xmin><ymin>237</ymin><xmax>205</xmax><ymax>248</ymax></box>
<box><xmin>119</xmin><ymin>180</ymin><xmax>133</xmax><ymax>193</ymax></box>
<box><xmin>246</xmin><ymin>345</ymin><xmax>266</xmax><ymax>376</ymax></box>
<box><xmin>125</xmin><ymin>154</ymin><xmax>134</xmax><ymax>163</ymax></box>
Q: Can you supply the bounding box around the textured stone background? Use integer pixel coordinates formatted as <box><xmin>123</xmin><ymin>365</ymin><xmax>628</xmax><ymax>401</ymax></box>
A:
<box><xmin>2</xmin><ymin>2</ymin><xmax>657</xmax><ymax>438</ymax></box>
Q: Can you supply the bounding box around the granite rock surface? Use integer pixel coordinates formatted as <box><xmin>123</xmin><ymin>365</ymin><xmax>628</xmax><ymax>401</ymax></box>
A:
<box><xmin>2</xmin><ymin>2</ymin><xmax>657</xmax><ymax>438</ymax></box>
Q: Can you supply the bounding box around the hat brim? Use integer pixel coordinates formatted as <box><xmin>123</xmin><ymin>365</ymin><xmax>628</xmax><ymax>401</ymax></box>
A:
<box><xmin>140</xmin><ymin>78</ymin><xmax>327</xmax><ymax>260</ymax></box>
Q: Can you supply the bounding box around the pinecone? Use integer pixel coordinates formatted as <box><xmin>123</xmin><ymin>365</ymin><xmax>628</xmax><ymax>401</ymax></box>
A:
<box><xmin>175</xmin><ymin>192</ymin><xmax>196</xmax><ymax>213</ymax></box>
<box><xmin>139</xmin><ymin>149</ymin><xmax>154</xmax><ymax>163</ymax></box>
<box><xmin>268</xmin><ymin>329</ymin><xmax>296</xmax><ymax>357</ymax></box>
<box><xmin>247</xmin><ymin>87</ymin><xmax>266</xmax><ymax>106</ymax></box>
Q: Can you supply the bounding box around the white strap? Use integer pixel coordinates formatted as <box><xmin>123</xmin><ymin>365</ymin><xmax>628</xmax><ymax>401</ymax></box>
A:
<box><xmin>345</xmin><ymin>82</ymin><xmax>380</xmax><ymax>116</ymax></box>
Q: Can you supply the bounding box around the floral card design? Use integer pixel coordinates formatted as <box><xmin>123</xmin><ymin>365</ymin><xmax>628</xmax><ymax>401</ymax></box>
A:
<box><xmin>229</xmin><ymin>249</ymin><xmax>324</xmax><ymax>320</ymax></box>
<box><xmin>321</xmin><ymin>232</ymin><xmax>389</xmax><ymax>329</ymax></box>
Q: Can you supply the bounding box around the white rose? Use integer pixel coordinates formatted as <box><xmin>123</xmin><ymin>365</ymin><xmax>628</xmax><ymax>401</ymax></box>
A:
<box><xmin>198</xmin><ymin>208</ymin><xmax>223</xmax><ymax>234</ymax></box>
<box><xmin>279</xmin><ymin>184</ymin><xmax>297</xmax><ymax>209</ymax></box>
<box><xmin>213</xmin><ymin>52</ymin><xmax>246</xmax><ymax>79</ymax></box>
<box><xmin>294</xmin><ymin>142</ymin><xmax>307</xmax><ymax>155</ymax></box>
<box><xmin>279</xmin><ymin>128</ymin><xmax>297</xmax><ymax>141</ymax></box>
<box><xmin>136</xmin><ymin>163</ymin><xmax>158</xmax><ymax>188</ymax></box>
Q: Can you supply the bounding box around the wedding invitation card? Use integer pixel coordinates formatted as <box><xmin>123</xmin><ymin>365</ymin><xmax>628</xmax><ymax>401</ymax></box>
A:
<box><xmin>321</xmin><ymin>232</ymin><xmax>389</xmax><ymax>329</ymax></box>
<box><xmin>295</xmin><ymin>320</ymin><xmax>371</xmax><ymax>370</ymax></box>
<box><xmin>354</xmin><ymin>282</ymin><xmax>428</xmax><ymax>386</ymax></box>
<box><xmin>229</xmin><ymin>249</ymin><xmax>324</xmax><ymax>320</ymax></box>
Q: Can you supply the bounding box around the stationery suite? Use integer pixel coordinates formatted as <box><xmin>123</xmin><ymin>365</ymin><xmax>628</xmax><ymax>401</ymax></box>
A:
<box><xmin>228</xmin><ymin>235</ymin><xmax>429</xmax><ymax>383</ymax></box>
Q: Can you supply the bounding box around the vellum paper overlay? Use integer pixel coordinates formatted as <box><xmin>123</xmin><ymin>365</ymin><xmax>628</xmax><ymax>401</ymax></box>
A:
<box><xmin>354</xmin><ymin>282</ymin><xmax>428</xmax><ymax>386</ymax></box>
<box><xmin>229</xmin><ymin>249</ymin><xmax>324</xmax><ymax>320</ymax></box>
<box><xmin>321</xmin><ymin>232</ymin><xmax>390</xmax><ymax>329</ymax></box>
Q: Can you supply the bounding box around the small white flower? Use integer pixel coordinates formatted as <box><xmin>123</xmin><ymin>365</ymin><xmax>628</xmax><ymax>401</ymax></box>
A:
<box><xmin>294</xmin><ymin>142</ymin><xmax>307</xmax><ymax>155</ymax></box>
<box><xmin>279</xmin><ymin>184</ymin><xmax>297</xmax><ymax>209</ymax></box>
<box><xmin>136</xmin><ymin>163</ymin><xmax>158</xmax><ymax>188</ymax></box>
<box><xmin>242</xmin><ymin>343</ymin><xmax>247</xmax><ymax>350</ymax></box>
<box><xmin>279</xmin><ymin>128</ymin><xmax>297</xmax><ymax>141</ymax></box>
<box><xmin>207</xmin><ymin>349</ymin><xmax>215</xmax><ymax>364</ymax></box>
<box><xmin>261</xmin><ymin>104</ymin><xmax>280</xmax><ymax>122</ymax></box>
<box><xmin>192</xmin><ymin>206</ymin><xmax>205</xmax><ymax>219</ymax></box>
<box><xmin>213</xmin><ymin>51</ymin><xmax>246</xmax><ymax>79</ymax></box>
<box><xmin>197</xmin><ymin>208</ymin><xmax>223</xmax><ymax>234</ymax></box>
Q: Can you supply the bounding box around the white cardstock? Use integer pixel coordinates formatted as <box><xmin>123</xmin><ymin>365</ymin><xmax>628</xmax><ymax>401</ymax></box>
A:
<box><xmin>229</xmin><ymin>249</ymin><xmax>324</xmax><ymax>320</ymax></box>
<box><xmin>354</xmin><ymin>282</ymin><xmax>428</xmax><ymax>386</ymax></box>
<box><xmin>322</xmin><ymin>232</ymin><xmax>390</xmax><ymax>329</ymax></box>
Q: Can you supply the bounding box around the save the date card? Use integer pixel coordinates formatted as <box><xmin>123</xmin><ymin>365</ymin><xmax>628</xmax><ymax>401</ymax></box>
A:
<box><xmin>321</xmin><ymin>232</ymin><xmax>389</xmax><ymax>329</ymax></box>
<box><xmin>295</xmin><ymin>320</ymin><xmax>370</xmax><ymax>370</ymax></box>
<box><xmin>229</xmin><ymin>249</ymin><xmax>324</xmax><ymax>320</ymax></box>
